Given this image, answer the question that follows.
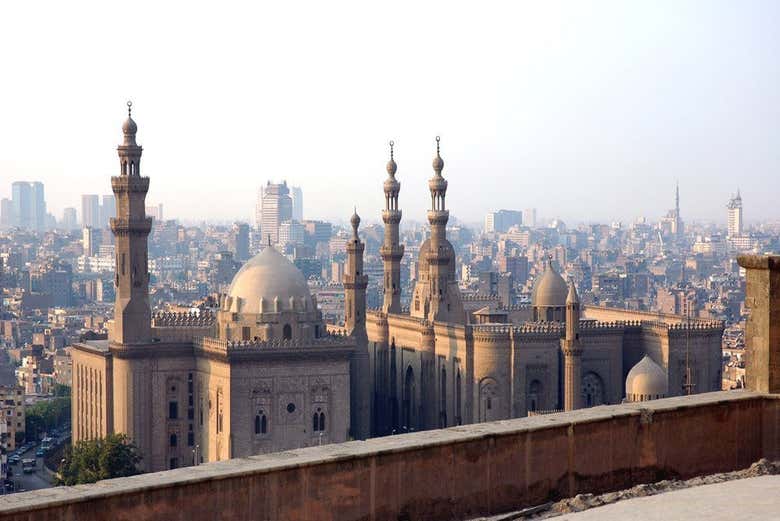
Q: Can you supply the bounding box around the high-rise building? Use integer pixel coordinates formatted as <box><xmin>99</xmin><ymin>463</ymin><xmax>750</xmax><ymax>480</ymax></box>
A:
<box><xmin>291</xmin><ymin>186</ymin><xmax>303</xmax><ymax>222</ymax></box>
<box><xmin>254</xmin><ymin>185</ymin><xmax>264</xmax><ymax>230</ymax></box>
<box><xmin>101</xmin><ymin>194</ymin><xmax>116</xmax><ymax>228</ymax></box>
<box><xmin>62</xmin><ymin>207</ymin><xmax>78</xmax><ymax>231</ymax></box>
<box><xmin>523</xmin><ymin>208</ymin><xmax>537</xmax><ymax>228</ymax></box>
<box><xmin>231</xmin><ymin>222</ymin><xmax>250</xmax><ymax>261</ymax></box>
<box><xmin>82</xmin><ymin>227</ymin><xmax>101</xmax><ymax>256</ymax></box>
<box><xmin>30</xmin><ymin>182</ymin><xmax>46</xmax><ymax>232</ymax></box>
<box><xmin>278</xmin><ymin>220</ymin><xmax>304</xmax><ymax>246</ymax></box>
<box><xmin>484</xmin><ymin>209</ymin><xmax>522</xmax><ymax>233</ymax></box>
<box><xmin>0</xmin><ymin>198</ymin><xmax>13</xmax><ymax>228</ymax></box>
<box><xmin>146</xmin><ymin>203</ymin><xmax>163</xmax><ymax>221</ymax></box>
<box><xmin>81</xmin><ymin>194</ymin><xmax>101</xmax><ymax>229</ymax></box>
<box><xmin>727</xmin><ymin>190</ymin><xmax>743</xmax><ymax>238</ymax></box>
<box><xmin>261</xmin><ymin>181</ymin><xmax>292</xmax><ymax>244</ymax></box>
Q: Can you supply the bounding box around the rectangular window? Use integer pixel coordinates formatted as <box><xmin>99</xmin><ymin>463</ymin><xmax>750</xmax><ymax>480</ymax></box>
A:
<box><xmin>188</xmin><ymin>432</ymin><xmax>194</xmax><ymax>447</ymax></box>
<box><xmin>242</xmin><ymin>327</ymin><xmax>251</xmax><ymax>341</ymax></box>
<box><xmin>169</xmin><ymin>401</ymin><xmax>178</xmax><ymax>420</ymax></box>
<box><xmin>188</xmin><ymin>381</ymin><xmax>193</xmax><ymax>394</ymax></box>
<box><xmin>187</xmin><ymin>408</ymin><xmax>194</xmax><ymax>420</ymax></box>
<box><xmin>188</xmin><ymin>395</ymin><xmax>193</xmax><ymax>407</ymax></box>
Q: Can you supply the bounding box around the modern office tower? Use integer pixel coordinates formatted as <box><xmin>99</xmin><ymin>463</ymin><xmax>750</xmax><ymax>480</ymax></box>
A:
<box><xmin>231</xmin><ymin>222</ymin><xmax>250</xmax><ymax>261</ymax></box>
<box><xmin>81</xmin><ymin>194</ymin><xmax>101</xmax><ymax>229</ymax></box>
<box><xmin>30</xmin><ymin>182</ymin><xmax>46</xmax><ymax>231</ymax></box>
<box><xmin>82</xmin><ymin>227</ymin><xmax>101</xmax><ymax>256</ymax></box>
<box><xmin>484</xmin><ymin>209</ymin><xmax>522</xmax><ymax>233</ymax></box>
<box><xmin>0</xmin><ymin>198</ymin><xmax>13</xmax><ymax>228</ymax></box>
<box><xmin>11</xmin><ymin>182</ymin><xmax>31</xmax><ymax>229</ymax></box>
<box><xmin>101</xmin><ymin>195</ymin><xmax>116</xmax><ymax>227</ymax></box>
<box><xmin>62</xmin><ymin>207</ymin><xmax>78</xmax><ymax>231</ymax></box>
<box><xmin>278</xmin><ymin>220</ymin><xmax>304</xmax><ymax>246</ymax></box>
<box><xmin>254</xmin><ymin>185</ymin><xmax>264</xmax><ymax>229</ymax></box>
<box><xmin>727</xmin><ymin>190</ymin><xmax>743</xmax><ymax>238</ymax></box>
<box><xmin>291</xmin><ymin>185</ymin><xmax>303</xmax><ymax>221</ymax></box>
<box><xmin>260</xmin><ymin>181</ymin><xmax>293</xmax><ymax>244</ymax></box>
<box><xmin>523</xmin><ymin>208</ymin><xmax>537</xmax><ymax>228</ymax></box>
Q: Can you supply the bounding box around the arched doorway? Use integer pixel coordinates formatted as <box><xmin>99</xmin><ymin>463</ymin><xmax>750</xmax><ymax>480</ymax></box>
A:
<box><xmin>582</xmin><ymin>372</ymin><xmax>605</xmax><ymax>407</ymax></box>
<box><xmin>402</xmin><ymin>366</ymin><xmax>415</xmax><ymax>431</ymax></box>
<box><xmin>479</xmin><ymin>378</ymin><xmax>499</xmax><ymax>422</ymax></box>
<box><xmin>527</xmin><ymin>379</ymin><xmax>543</xmax><ymax>413</ymax></box>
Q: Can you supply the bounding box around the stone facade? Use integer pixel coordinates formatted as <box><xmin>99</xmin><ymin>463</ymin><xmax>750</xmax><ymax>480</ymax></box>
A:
<box><xmin>71</xmin><ymin>109</ymin><xmax>354</xmax><ymax>472</ymax></box>
<box><xmin>365</xmin><ymin>140</ymin><xmax>724</xmax><ymax>436</ymax></box>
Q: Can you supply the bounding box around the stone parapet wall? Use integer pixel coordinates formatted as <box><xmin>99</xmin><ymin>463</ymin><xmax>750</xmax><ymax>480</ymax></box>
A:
<box><xmin>3</xmin><ymin>391</ymin><xmax>776</xmax><ymax>521</ymax></box>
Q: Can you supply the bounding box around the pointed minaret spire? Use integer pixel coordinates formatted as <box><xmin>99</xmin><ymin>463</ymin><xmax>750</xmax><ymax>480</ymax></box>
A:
<box><xmin>563</xmin><ymin>277</ymin><xmax>582</xmax><ymax>411</ymax></box>
<box><xmin>350</xmin><ymin>207</ymin><xmax>360</xmax><ymax>240</ymax></box>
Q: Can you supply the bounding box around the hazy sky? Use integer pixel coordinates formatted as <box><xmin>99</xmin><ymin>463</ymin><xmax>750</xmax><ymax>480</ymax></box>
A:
<box><xmin>1</xmin><ymin>1</ymin><xmax>778</xmax><ymax>226</ymax></box>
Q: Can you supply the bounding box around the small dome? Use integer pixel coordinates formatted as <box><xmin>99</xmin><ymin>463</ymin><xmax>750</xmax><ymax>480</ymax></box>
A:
<box><xmin>532</xmin><ymin>259</ymin><xmax>568</xmax><ymax>308</ymax></box>
<box><xmin>350</xmin><ymin>210</ymin><xmax>361</xmax><ymax>234</ymax></box>
<box><xmin>432</xmin><ymin>154</ymin><xmax>444</xmax><ymax>172</ymax></box>
<box><xmin>122</xmin><ymin>116</ymin><xmax>137</xmax><ymax>135</ymax></box>
<box><xmin>226</xmin><ymin>247</ymin><xmax>312</xmax><ymax>314</ymax></box>
<box><xmin>626</xmin><ymin>355</ymin><xmax>668</xmax><ymax>399</ymax></box>
<box><xmin>386</xmin><ymin>158</ymin><xmax>397</xmax><ymax>176</ymax></box>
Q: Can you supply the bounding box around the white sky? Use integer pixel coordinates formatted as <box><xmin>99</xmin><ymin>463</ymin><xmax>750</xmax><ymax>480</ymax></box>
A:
<box><xmin>0</xmin><ymin>0</ymin><xmax>778</xmax><ymax>226</ymax></box>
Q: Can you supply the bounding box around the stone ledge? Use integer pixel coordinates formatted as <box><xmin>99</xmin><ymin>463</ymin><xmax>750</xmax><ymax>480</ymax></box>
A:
<box><xmin>1</xmin><ymin>390</ymin><xmax>770</xmax><ymax>517</ymax></box>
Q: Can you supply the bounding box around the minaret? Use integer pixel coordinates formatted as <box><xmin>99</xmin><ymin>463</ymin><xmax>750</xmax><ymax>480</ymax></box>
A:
<box><xmin>344</xmin><ymin>209</ymin><xmax>371</xmax><ymax>439</ymax></box>
<box><xmin>424</xmin><ymin>136</ymin><xmax>464</xmax><ymax>323</ymax></box>
<box><xmin>110</xmin><ymin>102</ymin><xmax>152</xmax><ymax>344</ymax></box>
<box><xmin>563</xmin><ymin>279</ymin><xmax>582</xmax><ymax>411</ymax></box>
<box><xmin>380</xmin><ymin>141</ymin><xmax>404</xmax><ymax>314</ymax></box>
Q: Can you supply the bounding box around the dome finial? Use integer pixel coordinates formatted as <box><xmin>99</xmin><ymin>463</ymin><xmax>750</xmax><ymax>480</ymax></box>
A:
<box><xmin>350</xmin><ymin>207</ymin><xmax>361</xmax><ymax>239</ymax></box>
<box><xmin>386</xmin><ymin>140</ymin><xmax>398</xmax><ymax>176</ymax></box>
<box><xmin>127</xmin><ymin>100</ymin><xmax>133</xmax><ymax>117</ymax></box>
<box><xmin>432</xmin><ymin>135</ymin><xmax>444</xmax><ymax>174</ymax></box>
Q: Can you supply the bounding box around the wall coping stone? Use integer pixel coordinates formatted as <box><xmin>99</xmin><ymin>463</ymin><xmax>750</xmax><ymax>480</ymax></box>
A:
<box><xmin>0</xmin><ymin>390</ymin><xmax>771</xmax><ymax>515</ymax></box>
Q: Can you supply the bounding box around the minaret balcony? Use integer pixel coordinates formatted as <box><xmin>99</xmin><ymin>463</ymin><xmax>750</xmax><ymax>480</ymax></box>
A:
<box><xmin>111</xmin><ymin>175</ymin><xmax>150</xmax><ymax>193</ymax></box>
<box><xmin>110</xmin><ymin>217</ymin><xmax>153</xmax><ymax>236</ymax></box>
<box><xmin>427</xmin><ymin>210</ymin><xmax>449</xmax><ymax>225</ymax></box>
<box><xmin>382</xmin><ymin>209</ymin><xmax>402</xmax><ymax>224</ymax></box>
<box><xmin>380</xmin><ymin>245</ymin><xmax>404</xmax><ymax>260</ymax></box>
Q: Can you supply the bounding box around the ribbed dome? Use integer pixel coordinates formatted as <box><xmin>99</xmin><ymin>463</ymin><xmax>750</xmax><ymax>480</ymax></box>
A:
<box><xmin>226</xmin><ymin>247</ymin><xmax>312</xmax><ymax>314</ymax></box>
<box><xmin>626</xmin><ymin>355</ymin><xmax>668</xmax><ymax>398</ymax></box>
<box><xmin>532</xmin><ymin>259</ymin><xmax>568</xmax><ymax>308</ymax></box>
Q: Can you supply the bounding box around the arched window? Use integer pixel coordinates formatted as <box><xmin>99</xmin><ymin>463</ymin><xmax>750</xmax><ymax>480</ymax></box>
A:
<box><xmin>313</xmin><ymin>413</ymin><xmax>320</xmax><ymax>431</ymax></box>
<box><xmin>582</xmin><ymin>372</ymin><xmax>605</xmax><ymax>407</ymax></box>
<box><xmin>527</xmin><ymin>380</ymin><xmax>543</xmax><ymax>413</ymax></box>
<box><xmin>403</xmin><ymin>366</ymin><xmax>416</xmax><ymax>431</ymax></box>
<box><xmin>255</xmin><ymin>414</ymin><xmax>261</xmax><ymax>434</ymax></box>
<box><xmin>170</xmin><ymin>434</ymin><xmax>177</xmax><ymax>447</ymax></box>
<box><xmin>283</xmin><ymin>324</ymin><xmax>292</xmax><ymax>340</ymax></box>
<box><xmin>255</xmin><ymin>411</ymin><xmax>267</xmax><ymax>434</ymax></box>
<box><xmin>455</xmin><ymin>367</ymin><xmax>462</xmax><ymax>425</ymax></box>
<box><xmin>319</xmin><ymin>412</ymin><xmax>326</xmax><ymax>431</ymax></box>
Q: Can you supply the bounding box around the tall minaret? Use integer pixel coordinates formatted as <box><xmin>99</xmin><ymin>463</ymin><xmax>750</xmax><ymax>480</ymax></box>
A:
<box><xmin>424</xmin><ymin>136</ymin><xmax>464</xmax><ymax>323</ymax></box>
<box><xmin>563</xmin><ymin>279</ymin><xmax>582</xmax><ymax>411</ymax></box>
<box><xmin>344</xmin><ymin>209</ymin><xmax>371</xmax><ymax>439</ymax></box>
<box><xmin>380</xmin><ymin>141</ymin><xmax>404</xmax><ymax>314</ymax></box>
<box><xmin>110</xmin><ymin>102</ymin><xmax>152</xmax><ymax>345</ymax></box>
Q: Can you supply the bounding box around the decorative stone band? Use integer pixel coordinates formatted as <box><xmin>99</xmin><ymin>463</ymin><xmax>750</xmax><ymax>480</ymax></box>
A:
<box><xmin>381</xmin><ymin>209</ymin><xmax>402</xmax><ymax>224</ymax></box>
<box><xmin>379</xmin><ymin>244</ymin><xmax>405</xmax><ymax>259</ymax></box>
<box><xmin>111</xmin><ymin>175</ymin><xmax>150</xmax><ymax>193</ymax></box>
<box><xmin>152</xmin><ymin>311</ymin><xmax>216</xmax><ymax>328</ymax></box>
<box><xmin>196</xmin><ymin>333</ymin><xmax>353</xmax><ymax>353</ymax></box>
<box><xmin>109</xmin><ymin>217</ymin><xmax>153</xmax><ymax>236</ymax></box>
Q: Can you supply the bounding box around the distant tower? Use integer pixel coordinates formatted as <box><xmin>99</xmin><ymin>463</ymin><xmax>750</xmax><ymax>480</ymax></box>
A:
<box><xmin>727</xmin><ymin>189</ymin><xmax>743</xmax><ymax>238</ymax></box>
<box><xmin>344</xmin><ymin>209</ymin><xmax>371</xmax><ymax>439</ymax></box>
<box><xmin>673</xmin><ymin>181</ymin><xmax>683</xmax><ymax>239</ymax></box>
<box><xmin>380</xmin><ymin>141</ymin><xmax>404</xmax><ymax>313</ymax></box>
<box><xmin>563</xmin><ymin>279</ymin><xmax>582</xmax><ymax>411</ymax></box>
<box><xmin>110</xmin><ymin>102</ymin><xmax>152</xmax><ymax>344</ymax></box>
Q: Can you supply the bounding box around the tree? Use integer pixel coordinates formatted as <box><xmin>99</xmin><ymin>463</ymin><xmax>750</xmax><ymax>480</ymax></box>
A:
<box><xmin>57</xmin><ymin>433</ymin><xmax>142</xmax><ymax>485</ymax></box>
<box><xmin>24</xmin><ymin>397</ymin><xmax>70</xmax><ymax>441</ymax></box>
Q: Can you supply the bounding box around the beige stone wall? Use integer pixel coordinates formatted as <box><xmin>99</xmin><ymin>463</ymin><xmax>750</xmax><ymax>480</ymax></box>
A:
<box><xmin>4</xmin><ymin>392</ymin><xmax>775</xmax><ymax>521</ymax></box>
<box><xmin>71</xmin><ymin>345</ymin><xmax>112</xmax><ymax>442</ymax></box>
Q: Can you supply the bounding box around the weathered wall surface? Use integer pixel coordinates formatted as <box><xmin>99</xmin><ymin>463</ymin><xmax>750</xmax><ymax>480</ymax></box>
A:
<box><xmin>3</xmin><ymin>391</ymin><xmax>778</xmax><ymax>521</ymax></box>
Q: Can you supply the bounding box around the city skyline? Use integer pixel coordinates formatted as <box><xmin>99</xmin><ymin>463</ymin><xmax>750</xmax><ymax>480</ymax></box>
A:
<box><xmin>1</xmin><ymin>2</ymin><xmax>779</xmax><ymax>224</ymax></box>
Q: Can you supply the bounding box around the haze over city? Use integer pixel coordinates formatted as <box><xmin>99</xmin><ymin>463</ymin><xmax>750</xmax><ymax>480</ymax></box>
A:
<box><xmin>1</xmin><ymin>0</ymin><xmax>778</xmax><ymax>224</ymax></box>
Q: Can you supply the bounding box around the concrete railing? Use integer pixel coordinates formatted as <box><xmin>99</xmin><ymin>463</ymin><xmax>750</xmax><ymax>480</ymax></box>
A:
<box><xmin>1</xmin><ymin>391</ymin><xmax>777</xmax><ymax>521</ymax></box>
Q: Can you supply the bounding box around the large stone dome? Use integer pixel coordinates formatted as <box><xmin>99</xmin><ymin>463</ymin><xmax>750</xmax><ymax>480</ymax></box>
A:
<box><xmin>226</xmin><ymin>247</ymin><xmax>312</xmax><ymax>314</ymax></box>
<box><xmin>625</xmin><ymin>355</ymin><xmax>668</xmax><ymax>400</ymax></box>
<box><xmin>532</xmin><ymin>259</ymin><xmax>568</xmax><ymax>308</ymax></box>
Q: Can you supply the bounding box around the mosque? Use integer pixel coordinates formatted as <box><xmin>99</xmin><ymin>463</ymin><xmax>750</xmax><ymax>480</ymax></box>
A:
<box><xmin>71</xmin><ymin>107</ymin><xmax>722</xmax><ymax>472</ymax></box>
